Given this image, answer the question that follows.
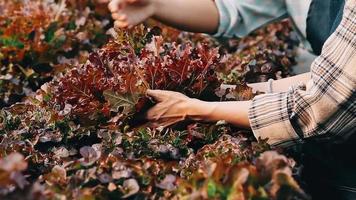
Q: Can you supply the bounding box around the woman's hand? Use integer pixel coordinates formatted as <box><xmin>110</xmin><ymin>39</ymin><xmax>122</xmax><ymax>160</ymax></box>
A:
<box><xmin>146</xmin><ymin>90</ymin><xmax>252</xmax><ymax>129</ymax></box>
<box><xmin>108</xmin><ymin>0</ymin><xmax>156</xmax><ymax>29</ymax></box>
<box><xmin>146</xmin><ymin>90</ymin><xmax>209</xmax><ymax>127</ymax></box>
<box><xmin>108</xmin><ymin>0</ymin><xmax>219</xmax><ymax>34</ymax></box>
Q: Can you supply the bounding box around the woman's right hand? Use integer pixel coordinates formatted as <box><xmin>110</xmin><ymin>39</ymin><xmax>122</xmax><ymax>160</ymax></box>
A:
<box><xmin>108</xmin><ymin>0</ymin><xmax>157</xmax><ymax>29</ymax></box>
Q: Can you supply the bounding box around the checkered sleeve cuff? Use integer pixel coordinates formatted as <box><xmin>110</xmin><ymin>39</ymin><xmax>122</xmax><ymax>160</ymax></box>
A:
<box><xmin>248</xmin><ymin>0</ymin><xmax>356</xmax><ymax>148</ymax></box>
<box><xmin>248</xmin><ymin>90</ymin><xmax>301</xmax><ymax>147</ymax></box>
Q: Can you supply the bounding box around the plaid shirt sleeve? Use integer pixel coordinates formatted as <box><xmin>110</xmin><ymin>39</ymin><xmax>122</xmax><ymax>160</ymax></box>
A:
<box><xmin>248</xmin><ymin>0</ymin><xmax>356</xmax><ymax>147</ymax></box>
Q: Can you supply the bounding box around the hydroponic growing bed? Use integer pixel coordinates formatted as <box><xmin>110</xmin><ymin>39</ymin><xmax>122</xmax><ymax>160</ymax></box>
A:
<box><xmin>0</xmin><ymin>0</ymin><xmax>309</xmax><ymax>199</ymax></box>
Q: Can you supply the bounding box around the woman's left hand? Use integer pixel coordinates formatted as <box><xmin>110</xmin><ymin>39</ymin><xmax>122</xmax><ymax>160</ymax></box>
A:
<box><xmin>146</xmin><ymin>90</ymin><xmax>206</xmax><ymax>127</ymax></box>
<box><xmin>146</xmin><ymin>89</ymin><xmax>251</xmax><ymax>129</ymax></box>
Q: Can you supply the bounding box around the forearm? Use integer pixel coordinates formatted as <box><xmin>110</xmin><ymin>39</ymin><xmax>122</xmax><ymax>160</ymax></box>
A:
<box><xmin>247</xmin><ymin>72</ymin><xmax>311</xmax><ymax>93</ymax></box>
<box><xmin>272</xmin><ymin>72</ymin><xmax>310</xmax><ymax>92</ymax></box>
<box><xmin>189</xmin><ymin>100</ymin><xmax>251</xmax><ymax>129</ymax></box>
<box><xmin>152</xmin><ymin>0</ymin><xmax>219</xmax><ymax>34</ymax></box>
<box><xmin>188</xmin><ymin>73</ymin><xmax>311</xmax><ymax>128</ymax></box>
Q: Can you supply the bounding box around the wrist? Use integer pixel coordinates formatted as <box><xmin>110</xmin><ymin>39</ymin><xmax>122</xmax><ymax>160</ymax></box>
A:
<box><xmin>150</xmin><ymin>0</ymin><xmax>161</xmax><ymax>17</ymax></box>
<box><xmin>186</xmin><ymin>99</ymin><xmax>216</xmax><ymax>121</ymax></box>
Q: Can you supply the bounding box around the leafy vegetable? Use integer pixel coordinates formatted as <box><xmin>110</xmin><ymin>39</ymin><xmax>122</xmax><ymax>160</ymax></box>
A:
<box><xmin>0</xmin><ymin>1</ymin><xmax>307</xmax><ymax>199</ymax></box>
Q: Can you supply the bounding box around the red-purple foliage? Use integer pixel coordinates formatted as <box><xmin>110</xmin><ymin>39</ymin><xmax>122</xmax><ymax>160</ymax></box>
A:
<box><xmin>48</xmin><ymin>36</ymin><xmax>222</xmax><ymax>120</ymax></box>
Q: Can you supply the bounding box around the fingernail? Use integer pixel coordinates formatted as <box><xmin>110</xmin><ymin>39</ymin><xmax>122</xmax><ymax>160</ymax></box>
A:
<box><xmin>119</xmin><ymin>14</ymin><xmax>127</xmax><ymax>21</ymax></box>
<box><xmin>112</xmin><ymin>13</ymin><xmax>118</xmax><ymax>20</ymax></box>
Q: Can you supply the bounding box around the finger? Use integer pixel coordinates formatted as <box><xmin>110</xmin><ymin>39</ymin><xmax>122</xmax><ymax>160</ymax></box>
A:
<box><xmin>111</xmin><ymin>13</ymin><xmax>119</xmax><ymax>20</ymax></box>
<box><xmin>127</xmin><ymin>24</ymin><xmax>134</xmax><ymax>29</ymax></box>
<box><xmin>160</xmin><ymin>121</ymin><xmax>178</xmax><ymax>128</ymax></box>
<box><xmin>146</xmin><ymin>104</ymin><xmax>165</xmax><ymax>121</ymax></box>
<box><xmin>147</xmin><ymin>100</ymin><xmax>180</xmax><ymax>122</ymax></box>
<box><xmin>149</xmin><ymin>89</ymin><xmax>186</xmax><ymax>98</ymax></box>
<box><xmin>154</xmin><ymin>113</ymin><xmax>187</xmax><ymax>120</ymax></box>
<box><xmin>146</xmin><ymin>110</ymin><xmax>156</xmax><ymax>121</ymax></box>
<box><xmin>146</xmin><ymin>89</ymin><xmax>183</xmax><ymax>101</ymax></box>
<box><xmin>112</xmin><ymin>13</ymin><xmax>127</xmax><ymax>21</ymax></box>
<box><xmin>108</xmin><ymin>0</ymin><xmax>120</xmax><ymax>12</ymax></box>
<box><xmin>118</xmin><ymin>14</ymin><xmax>127</xmax><ymax>21</ymax></box>
<box><xmin>146</xmin><ymin>89</ymin><xmax>167</xmax><ymax>102</ymax></box>
<box><xmin>114</xmin><ymin>20</ymin><xmax>129</xmax><ymax>29</ymax></box>
<box><xmin>108</xmin><ymin>0</ymin><xmax>119</xmax><ymax>12</ymax></box>
<box><xmin>153</xmin><ymin>118</ymin><xmax>182</xmax><ymax>128</ymax></box>
<box><xmin>146</xmin><ymin>106</ymin><xmax>185</xmax><ymax>123</ymax></box>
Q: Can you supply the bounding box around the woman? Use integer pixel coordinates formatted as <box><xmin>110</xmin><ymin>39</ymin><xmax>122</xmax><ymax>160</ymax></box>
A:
<box><xmin>108</xmin><ymin>0</ymin><xmax>356</xmax><ymax>199</ymax></box>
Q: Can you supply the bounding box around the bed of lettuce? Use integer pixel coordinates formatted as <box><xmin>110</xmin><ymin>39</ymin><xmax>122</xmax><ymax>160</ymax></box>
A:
<box><xmin>0</xmin><ymin>1</ymin><xmax>309</xmax><ymax>199</ymax></box>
